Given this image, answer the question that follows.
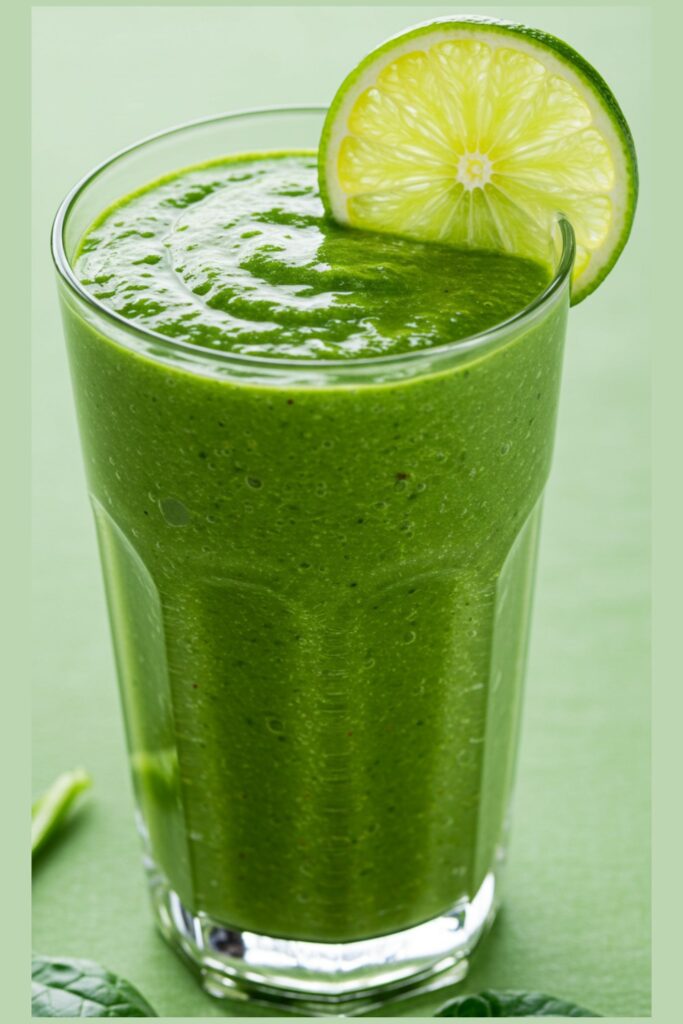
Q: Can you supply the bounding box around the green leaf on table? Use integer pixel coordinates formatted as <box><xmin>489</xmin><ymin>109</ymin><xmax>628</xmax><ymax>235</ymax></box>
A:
<box><xmin>435</xmin><ymin>989</ymin><xmax>600</xmax><ymax>1017</ymax></box>
<box><xmin>31</xmin><ymin>769</ymin><xmax>91</xmax><ymax>857</ymax></box>
<box><xmin>31</xmin><ymin>956</ymin><xmax>158</xmax><ymax>1017</ymax></box>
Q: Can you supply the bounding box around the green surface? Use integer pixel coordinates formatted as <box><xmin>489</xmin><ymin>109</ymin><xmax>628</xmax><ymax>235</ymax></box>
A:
<box><xmin>75</xmin><ymin>151</ymin><xmax>550</xmax><ymax>358</ymax></box>
<box><xmin>67</xmin><ymin>145</ymin><xmax>562</xmax><ymax>943</ymax></box>
<box><xmin>32</xmin><ymin>6</ymin><xmax>650</xmax><ymax>1018</ymax></box>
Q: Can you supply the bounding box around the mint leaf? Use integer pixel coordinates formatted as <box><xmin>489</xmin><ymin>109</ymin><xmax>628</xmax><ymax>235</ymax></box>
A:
<box><xmin>31</xmin><ymin>956</ymin><xmax>157</xmax><ymax>1017</ymax></box>
<box><xmin>32</xmin><ymin>769</ymin><xmax>91</xmax><ymax>857</ymax></box>
<box><xmin>436</xmin><ymin>990</ymin><xmax>599</xmax><ymax>1016</ymax></box>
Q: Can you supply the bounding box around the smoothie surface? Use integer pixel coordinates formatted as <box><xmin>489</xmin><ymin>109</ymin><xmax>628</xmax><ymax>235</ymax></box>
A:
<box><xmin>75</xmin><ymin>153</ymin><xmax>551</xmax><ymax>360</ymax></box>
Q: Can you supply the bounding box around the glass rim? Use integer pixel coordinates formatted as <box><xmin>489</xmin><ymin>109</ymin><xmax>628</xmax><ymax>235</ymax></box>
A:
<box><xmin>51</xmin><ymin>104</ymin><xmax>576</xmax><ymax>375</ymax></box>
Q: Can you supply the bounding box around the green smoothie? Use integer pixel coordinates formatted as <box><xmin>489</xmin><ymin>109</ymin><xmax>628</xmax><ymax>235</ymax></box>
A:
<box><xmin>62</xmin><ymin>152</ymin><xmax>567</xmax><ymax>943</ymax></box>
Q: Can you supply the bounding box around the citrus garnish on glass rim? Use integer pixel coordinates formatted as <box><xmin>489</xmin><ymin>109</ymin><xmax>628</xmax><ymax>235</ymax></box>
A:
<box><xmin>319</xmin><ymin>16</ymin><xmax>638</xmax><ymax>303</ymax></box>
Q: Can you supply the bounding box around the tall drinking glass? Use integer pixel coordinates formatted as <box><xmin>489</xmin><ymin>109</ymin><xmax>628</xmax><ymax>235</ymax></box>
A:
<box><xmin>52</xmin><ymin>107</ymin><xmax>574</xmax><ymax>1011</ymax></box>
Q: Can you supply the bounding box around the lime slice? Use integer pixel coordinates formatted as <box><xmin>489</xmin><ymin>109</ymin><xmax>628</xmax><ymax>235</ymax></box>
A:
<box><xmin>319</xmin><ymin>16</ymin><xmax>637</xmax><ymax>303</ymax></box>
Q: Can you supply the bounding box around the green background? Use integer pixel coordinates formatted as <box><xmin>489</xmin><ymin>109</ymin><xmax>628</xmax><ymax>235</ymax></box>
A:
<box><xmin>31</xmin><ymin>5</ymin><xmax>650</xmax><ymax>1018</ymax></box>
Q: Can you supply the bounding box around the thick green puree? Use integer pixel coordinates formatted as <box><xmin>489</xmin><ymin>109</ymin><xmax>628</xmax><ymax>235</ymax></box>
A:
<box><xmin>76</xmin><ymin>154</ymin><xmax>549</xmax><ymax>359</ymax></box>
<box><xmin>62</xmin><ymin>152</ymin><xmax>568</xmax><ymax>943</ymax></box>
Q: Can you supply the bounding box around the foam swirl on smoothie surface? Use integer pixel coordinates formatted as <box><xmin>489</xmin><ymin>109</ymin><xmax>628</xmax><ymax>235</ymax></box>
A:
<box><xmin>75</xmin><ymin>153</ymin><xmax>550</xmax><ymax>360</ymax></box>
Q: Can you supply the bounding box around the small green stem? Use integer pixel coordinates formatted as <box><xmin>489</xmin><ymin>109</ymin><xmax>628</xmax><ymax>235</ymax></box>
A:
<box><xmin>31</xmin><ymin>769</ymin><xmax>92</xmax><ymax>857</ymax></box>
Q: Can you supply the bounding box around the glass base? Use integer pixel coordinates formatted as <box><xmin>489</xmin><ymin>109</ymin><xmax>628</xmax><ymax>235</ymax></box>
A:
<box><xmin>144</xmin><ymin>857</ymin><xmax>497</xmax><ymax>1015</ymax></box>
